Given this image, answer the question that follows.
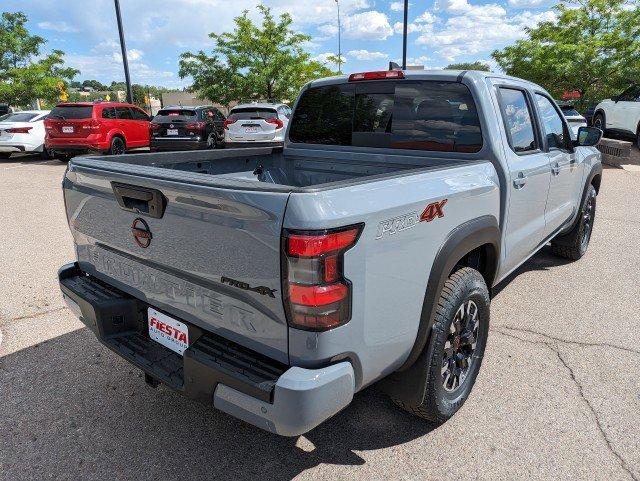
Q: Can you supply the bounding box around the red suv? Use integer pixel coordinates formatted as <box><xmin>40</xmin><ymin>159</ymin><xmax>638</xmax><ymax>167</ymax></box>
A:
<box><xmin>45</xmin><ymin>102</ymin><xmax>150</xmax><ymax>159</ymax></box>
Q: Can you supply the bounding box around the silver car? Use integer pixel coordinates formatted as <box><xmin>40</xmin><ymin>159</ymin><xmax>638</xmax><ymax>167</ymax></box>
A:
<box><xmin>224</xmin><ymin>102</ymin><xmax>291</xmax><ymax>147</ymax></box>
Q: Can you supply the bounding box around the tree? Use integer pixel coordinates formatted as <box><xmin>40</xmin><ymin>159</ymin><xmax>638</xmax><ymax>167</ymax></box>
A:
<box><xmin>492</xmin><ymin>0</ymin><xmax>640</xmax><ymax>107</ymax></box>
<box><xmin>445</xmin><ymin>61</ymin><xmax>491</xmax><ymax>72</ymax></box>
<box><xmin>0</xmin><ymin>12</ymin><xmax>78</xmax><ymax>106</ymax></box>
<box><xmin>179</xmin><ymin>5</ymin><xmax>334</xmax><ymax>106</ymax></box>
<box><xmin>81</xmin><ymin>79</ymin><xmax>107</xmax><ymax>91</ymax></box>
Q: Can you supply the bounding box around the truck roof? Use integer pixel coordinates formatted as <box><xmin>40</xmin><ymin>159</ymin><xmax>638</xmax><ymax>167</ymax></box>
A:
<box><xmin>307</xmin><ymin>69</ymin><xmax>540</xmax><ymax>90</ymax></box>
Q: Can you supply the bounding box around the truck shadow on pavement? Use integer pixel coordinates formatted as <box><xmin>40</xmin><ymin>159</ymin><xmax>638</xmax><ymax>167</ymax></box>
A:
<box><xmin>492</xmin><ymin>245</ymin><xmax>572</xmax><ymax>298</ymax></box>
<box><xmin>0</xmin><ymin>328</ymin><xmax>436</xmax><ymax>481</ymax></box>
<box><xmin>1</xmin><ymin>248</ymin><xmax>571</xmax><ymax>481</ymax></box>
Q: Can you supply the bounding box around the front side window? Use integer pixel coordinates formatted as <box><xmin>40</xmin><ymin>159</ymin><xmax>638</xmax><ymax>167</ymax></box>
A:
<box><xmin>131</xmin><ymin>108</ymin><xmax>149</xmax><ymax>121</ymax></box>
<box><xmin>289</xmin><ymin>81</ymin><xmax>482</xmax><ymax>153</ymax></box>
<box><xmin>497</xmin><ymin>88</ymin><xmax>537</xmax><ymax>153</ymax></box>
<box><xmin>535</xmin><ymin>94</ymin><xmax>567</xmax><ymax>150</ymax></box>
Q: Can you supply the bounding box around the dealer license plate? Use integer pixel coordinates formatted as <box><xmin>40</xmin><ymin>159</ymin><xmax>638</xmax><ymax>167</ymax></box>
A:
<box><xmin>148</xmin><ymin>307</ymin><xmax>189</xmax><ymax>355</ymax></box>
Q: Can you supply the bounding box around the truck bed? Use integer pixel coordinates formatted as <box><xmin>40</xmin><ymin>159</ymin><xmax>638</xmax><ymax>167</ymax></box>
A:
<box><xmin>75</xmin><ymin>146</ymin><xmax>470</xmax><ymax>191</ymax></box>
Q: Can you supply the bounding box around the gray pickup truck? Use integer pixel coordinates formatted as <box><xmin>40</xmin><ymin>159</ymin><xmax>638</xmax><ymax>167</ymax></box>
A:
<box><xmin>58</xmin><ymin>69</ymin><xmax>602</xmax><ymax>436</ymax></box>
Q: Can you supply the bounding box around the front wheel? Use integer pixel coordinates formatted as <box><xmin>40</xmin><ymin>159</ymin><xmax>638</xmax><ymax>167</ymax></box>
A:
<box><xmin>551</xmin><ymin>184</ymin><xmax>596</xmax><ymax>260</ymax></box>
<box><xmin>593</xmin><ymin>112</ymin><xmax>605</xmax><ymax>132</ymax></box>
<box><xmin>206</xmin><ymin>132</ymin><xmax>218</xmax><ymax>149</ymax></box>
<box><xmin>0</xmin><ymin>152</ymin><xmax>11</xmax><ymax>159</ymax></box>
<box><xmin>392</xmin><ymin>267</ymin><xmax>490</xmax><ymax>423</ymax></box>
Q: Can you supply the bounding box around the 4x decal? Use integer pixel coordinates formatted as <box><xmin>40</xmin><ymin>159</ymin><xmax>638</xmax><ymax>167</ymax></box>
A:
<box><xmin>420</xmin><ymin>199</ymin><xmax>448</xmax><ymax>222</ymax></box>
<box><xmin>375</xmin><ymin>199</ymin><xmax>449</xmax><ymax>240</ymax></box>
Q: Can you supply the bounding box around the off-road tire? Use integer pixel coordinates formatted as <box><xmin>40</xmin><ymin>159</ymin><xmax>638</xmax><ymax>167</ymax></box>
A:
<box><xmin>551</xmin><ymin>184</ymin><xmax>596</xmax><ymax>260</ymax></box>
<box><xmin>392</xmin><ymin>267</ymin><xmax>490</xmax><ymax>423</ymax></box>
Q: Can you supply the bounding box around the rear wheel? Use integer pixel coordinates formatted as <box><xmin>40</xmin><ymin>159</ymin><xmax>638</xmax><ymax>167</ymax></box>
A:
<box><xmin>108</xmin><ymin>136</ymin><xmax>126</xmax><ymax>155</ymax></box>
<box><xmin>636</xmin><ymin>126</ymin><xmax>640</xmax><ymax>149</ymax></box>
<box><xmin>0</xmin><ymin>152</ymin><xmax>11</xmax><ymax>159</ymax></box>
<box><xmin>392</xmin><ymin>267</ymin><xmax>490</xmax><ymax>423</ymax></box>
<box><xmin>551</xmin><ymin>184</ymin><xmax>596</xmax><ymax>260</ymax></box>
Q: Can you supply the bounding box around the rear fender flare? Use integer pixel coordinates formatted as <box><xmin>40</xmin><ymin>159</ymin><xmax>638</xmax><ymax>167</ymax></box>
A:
<box><xmin>107</xmin><ymin>130</ymin><xmax>127</xmax><ymax>148</ymax></box>
<box><xmin>378</xmin><ymin>215</ymin><xmax>500</xmax><ymax>405</ymax></box>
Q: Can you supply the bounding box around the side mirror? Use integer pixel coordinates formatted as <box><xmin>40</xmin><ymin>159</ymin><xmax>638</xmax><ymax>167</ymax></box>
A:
<box><xmin>574</xmin><ymin>126</ymin><xmax>602</xmax><ymax>147</ymax></box>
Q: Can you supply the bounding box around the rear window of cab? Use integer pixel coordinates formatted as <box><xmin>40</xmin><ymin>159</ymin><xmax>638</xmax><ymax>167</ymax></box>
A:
<box><xmin>289</xmin><ymin>81</ymin><xmax>483</xmax><ymax>153</ymax></box>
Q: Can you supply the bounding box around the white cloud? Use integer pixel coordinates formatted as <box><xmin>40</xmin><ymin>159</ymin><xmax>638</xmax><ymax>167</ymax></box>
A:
<box><xmin>415</xmin><ymin>1</ymin><xmax>556</xmax><ymax>61</ymax></box>
<box><xmin>390</xmin><ymin>1</ymin><xmax>410</xmax><ymax>11</ymax></box>
<box><xmin>416</xmin><ymin>11</ymin><xmax>437</xmax><ymax>23</ymax></box>
<box><xmin>37</xmin><ymin>21</ymin><xmax>79</xmax><ymax>33</ymax></box>
<box><xmin>311</xmin><ymin>52</ymin><xmax>338</xmax><ymax>65</ymax></box>
<box><xmin>393</xmin><ymin>21</ymin><xmax>422</xmax><ymax>34</ymax></box>
<box><xmin>320</xmin><ymin>10</ymin><xmax>394</xmax><ymax>40</ymax></box>
<box><xmin>348</xmin><ymin>49</ymin><xmax>388</xmax><ymax>60</ymax></box>
<box><xmin>508</xmin><ymin>0</ymin><xmax>553</xmax><ymax>8</ymax></box>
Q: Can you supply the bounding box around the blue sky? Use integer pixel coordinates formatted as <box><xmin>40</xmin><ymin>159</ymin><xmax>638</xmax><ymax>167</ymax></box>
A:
<box><xmin>3</xmin><ymin>0</ymin><xmax>557</xmax><ymax>88</ymax></box>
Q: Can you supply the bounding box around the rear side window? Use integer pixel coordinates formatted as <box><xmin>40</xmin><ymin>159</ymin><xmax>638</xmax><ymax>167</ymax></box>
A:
<box><xmin>228</xmin><ymin>108</ymin><xmax>278</xmax><ymax>121</ymax></box>
<box><xmin>289</xmin><ymin>84</ymin><xmax>354</xmax><ymax>146</ymax></box>
<box><xmin>102</xmin><ymin>107</ymin><xmax>116</xmax><ymax>119</ymax></box>
<box><xmin>116</xmin><ymin>107</ymin><xmax>133</xmax><ymax>120</ymax></box>
<box><xmin>49</xmin><ymin>106</ymin><xmax>93</xmax><ymax>120</ymax></box>
<box><xmin>497</xmin><ymin>88</ymin><xmax>537</xmax><ymax>153</ymax></box>
<box><xmin>289</xmin><ymin>81</ymin><xmax>482</xmax><ymax>152</ymax></box>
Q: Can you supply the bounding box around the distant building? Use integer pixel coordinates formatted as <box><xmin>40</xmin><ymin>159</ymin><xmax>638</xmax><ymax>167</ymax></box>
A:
<box><xmin>161</xmin><ymin>91</ymin><xmax>234</xmax><ymax>114</ymax></box>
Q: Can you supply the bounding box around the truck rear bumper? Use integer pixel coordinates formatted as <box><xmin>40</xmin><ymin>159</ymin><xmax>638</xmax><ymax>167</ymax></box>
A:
<box><xmin>58</xmin><ymin>262</ymin><xmax>354</xmax><ymax>436</ymax></box>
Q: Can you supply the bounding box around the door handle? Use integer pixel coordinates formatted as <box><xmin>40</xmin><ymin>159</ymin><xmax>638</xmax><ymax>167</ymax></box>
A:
<box><xmin>551</xmin><ymin>163</ymin><xmax>561</xmax><ymax>176</ymax></box>
<box><xmin>513</xmin><ymin>172</ymin><xmax>527</xmax><ymax>189</ymax></box>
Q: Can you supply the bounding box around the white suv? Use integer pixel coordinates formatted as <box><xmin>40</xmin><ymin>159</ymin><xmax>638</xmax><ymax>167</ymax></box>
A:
<box><xmin>593</xmin><ymin>84</ymin><xmax>640</xmax><ymax>147</ymax></box>
<box><xmin>224</xmin><ymin>102</ymin><xmax>291</xmax><ymax>147</ymax></box>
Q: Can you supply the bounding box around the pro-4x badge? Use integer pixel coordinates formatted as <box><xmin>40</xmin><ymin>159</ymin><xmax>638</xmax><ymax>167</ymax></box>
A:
<box><xmin>420</xmin><ymin>199</ymin><xmax>448</xmax><ymax>222</ymax></box>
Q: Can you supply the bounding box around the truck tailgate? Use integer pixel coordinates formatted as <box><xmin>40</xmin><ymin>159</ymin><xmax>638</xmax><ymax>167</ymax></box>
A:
<box><xmin>63</xmin><ymin>160</ymin><xmax>290</xmax><ymax>363</ymax></box>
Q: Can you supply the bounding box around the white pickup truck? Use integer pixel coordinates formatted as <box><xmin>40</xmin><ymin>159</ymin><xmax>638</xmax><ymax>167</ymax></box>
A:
<box><xmin>59</xmin><ymin>69</ymin><xmax>602</xmax><ymax>436</ymax></box>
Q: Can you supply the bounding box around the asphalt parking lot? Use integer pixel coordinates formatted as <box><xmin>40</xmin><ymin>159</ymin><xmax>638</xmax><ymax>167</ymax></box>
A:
<box><xmin>1</xmin><ymin>153</ymin><xmax>639</xmax><ymax>481</ymax></box>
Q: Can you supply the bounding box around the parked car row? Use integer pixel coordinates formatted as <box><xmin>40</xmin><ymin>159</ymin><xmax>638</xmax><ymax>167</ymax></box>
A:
<box><xmin>0</xmin><ymin>100</ymin><xmax>292</xmax><ymax>162</ymax></box>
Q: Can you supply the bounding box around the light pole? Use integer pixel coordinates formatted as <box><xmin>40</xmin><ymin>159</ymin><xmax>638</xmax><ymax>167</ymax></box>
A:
<box><xmin>335</xmin><ymin>0</ymin><xmax>342</xmax><ymax>74</ymax></box>
<box><xmin>402</xmin><ymin>0</ymin><xmax>408</xmax><ymax>69</ymax></box>
<box><xmin>114</xmin><ymin>0</ymin><xmax>133</xmax><ymax>104</ymax></box>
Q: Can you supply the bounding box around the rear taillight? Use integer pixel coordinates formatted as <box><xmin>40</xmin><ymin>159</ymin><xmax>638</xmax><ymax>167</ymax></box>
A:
<box><xmin>185</xmin><ymin>121</ymin><xmax>206</xmax><ymax>130</ymax></box>
<box><xmin>6</xmin><ymin>126</ymin><xmax>33</xmax><ymax>134</ymax></box>
<box><xmin>266</xmin><ymin>117</ymin><xmax>284</xmax><ymax>129</ymax></box>
<box><xmin>283</xmin><ymin>224</ymin><xmax>362</xmax><ymax>331</ymax></box>
<box><xmin>348</xmin><ymin>70</ymin><xmax>405</xmax><ymax>81</ymax></box>
<box><xmin>223</xmin><ymin>118</ymin><xmax>236</xmax><ymax>130</ymax></box>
